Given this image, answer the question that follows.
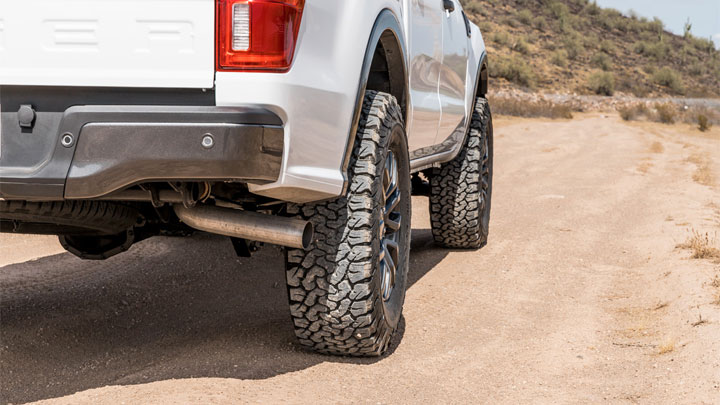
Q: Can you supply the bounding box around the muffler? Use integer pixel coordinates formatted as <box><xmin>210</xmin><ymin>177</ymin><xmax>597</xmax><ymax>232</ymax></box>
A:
<box><xmin>174</xmin><ymin>205</ymin><xmax>313</xmax><ymax>250</ymax></box>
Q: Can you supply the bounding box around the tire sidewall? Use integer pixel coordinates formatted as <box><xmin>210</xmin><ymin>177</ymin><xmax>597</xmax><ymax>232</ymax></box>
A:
<box><xmin>480</xmin><ymin>107</ymin><xmax>493</xmax><ymax>240</ymax></box>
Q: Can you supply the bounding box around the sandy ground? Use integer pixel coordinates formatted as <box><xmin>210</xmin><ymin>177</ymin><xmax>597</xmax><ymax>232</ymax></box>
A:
<box><xmin>1</xmin><ymin>114</ymin><xmax>719</xmax><ymax>404</ymax></box>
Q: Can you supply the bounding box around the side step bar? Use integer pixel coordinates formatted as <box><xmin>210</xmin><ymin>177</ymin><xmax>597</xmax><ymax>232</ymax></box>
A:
<box><xmin>174</xmin><ymin>205</ymin><xmax>313</xmax><ymax>250</ymax></box>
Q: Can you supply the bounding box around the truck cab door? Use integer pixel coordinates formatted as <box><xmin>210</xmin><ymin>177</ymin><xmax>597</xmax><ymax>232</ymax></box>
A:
<box><xmin>405</xmin><ymin>0</ymin><xmax>444</xmax><ymax>153</ymax></box>
<box><xmin>436</xmin><ymin>0</ymin><xmax>469</xmax><ymax>145</ymax></box>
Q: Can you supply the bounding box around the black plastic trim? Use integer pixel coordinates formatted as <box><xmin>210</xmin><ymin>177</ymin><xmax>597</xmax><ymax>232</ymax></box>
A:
<box><xmin>0</xmin><ymin>86</ymin><xmax>216</xmax><ymax>112</ymax></box>
<box><xmin>340</xmin><ymin>9</ymin><xmax>409</xmax><ymax>193</ymax></box>
<box><xmin>0</xmin><ymin>106</ymin><xmax>283</xmax><ymax>200</ymax></box>
<box><xmin>65</xmin><ymin>122</ymin><xmax>283</xmax><ymax>199</ymax></box>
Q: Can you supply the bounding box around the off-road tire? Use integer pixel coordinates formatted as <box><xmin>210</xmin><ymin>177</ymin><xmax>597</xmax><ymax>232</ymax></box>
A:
<box><xmin>429</xmin><ymin>96</ymin><xmax>493</xmax><ymax>249</ymax></box>
<box><xmin>284</xmin><ymin>91</ymin><xmax>411</xmax><ymax>356</ymax></box>
<box><xmin>0</xmin><ymin>200</ymin><xmax>140</xmax><ymax>235</ymax></box>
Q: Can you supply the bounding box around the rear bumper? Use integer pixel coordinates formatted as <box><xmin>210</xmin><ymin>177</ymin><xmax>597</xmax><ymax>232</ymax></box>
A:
<box><xmin>0</xmin><ymin>94</ymin><xmax>284</xmax><ymax>200</ymax></box>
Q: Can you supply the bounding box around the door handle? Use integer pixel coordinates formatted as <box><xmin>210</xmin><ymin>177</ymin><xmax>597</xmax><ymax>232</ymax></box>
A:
<box><xmin>443</xmin><ymin>0</ymin><xmax>455</xmax><ymax>12</ymax></box>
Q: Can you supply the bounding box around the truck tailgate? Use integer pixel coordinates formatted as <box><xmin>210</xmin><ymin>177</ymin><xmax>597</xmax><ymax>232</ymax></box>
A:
<box><xmin>0</xmin><ymin>0</ymin><xmax>214</xmax><ymax>88</ymax></box>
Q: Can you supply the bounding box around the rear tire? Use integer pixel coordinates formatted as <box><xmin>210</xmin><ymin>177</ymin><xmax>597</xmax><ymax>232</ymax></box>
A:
<box><xmin>429</xmin><ymin>97</ymin><xmax>493</xmax><ymax>249</ymax></box>
<box><xmin>284</xmin><ymin>91</ymin><xmax>411</xmax><ymax>356</ymax></box>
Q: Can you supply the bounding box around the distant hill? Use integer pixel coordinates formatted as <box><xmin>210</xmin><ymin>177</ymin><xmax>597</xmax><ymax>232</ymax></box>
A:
<box><xmin>461</xmin><ymin>0</ymin><xmax>720</xmax><ymax>98</ymax></box>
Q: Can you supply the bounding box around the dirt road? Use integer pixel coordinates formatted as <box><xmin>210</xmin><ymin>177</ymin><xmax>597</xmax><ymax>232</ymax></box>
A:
<box><xmin>1</xmin><ymin>114</ymin><xmax>719</xmax><ymax>404</ymax></box>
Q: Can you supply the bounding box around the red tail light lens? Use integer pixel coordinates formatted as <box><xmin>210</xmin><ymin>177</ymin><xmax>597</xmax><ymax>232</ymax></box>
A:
<box><xmin>216</xmin><ymin>0</ymin><xmax>305</xmax><ymax>72</ymax></box>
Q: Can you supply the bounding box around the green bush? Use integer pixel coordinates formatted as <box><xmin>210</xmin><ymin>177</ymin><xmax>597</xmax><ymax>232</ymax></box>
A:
<box><xmin>513</xmin><ymin>38</ymin><xmax>531</xmax><ymax>55</ymax></box>
<box><xmin>617</xmin><ymin>103</ymin><xmax>649</xmax><ymax>121</ymax></box>
<box><xmin>492</xmin><ymin>31</ymin><xmax>512</xmax><ymax>47</ymax></box>
<box><xmin>652</xmin><ymin>67</ymin><xmax>684</xmax><ymax>94</ymax></box>
<box><xmin>654</xmin><ymin>103</ymin><xmax>676</xmax><ymax>124</ymax></box>
<box><xmin>599</xmin><ymin>40</ymin><xmax>616</xmax><ymax>54</ymax></box>
<box><xmin>588</xmin><ymin>71</ymin><xmax>615</xmax><ymax>96</ymax></box>
<box><xmin>533</xmin><ymin>16</ymin><xmax>547</xmax><ymax>30</ymax></box>
<box><xmin>698</xmin><ymin>114</ymin><xmax>711</xmax><ymax>132</ymax></box>
<box><xmin>517</xmin><ymin>9</ymin><xmax>533</xmax><ymax>25</ymax></box>
<box><xmin>491</xmin><ymin>56</ymin><xmax>536</xmax><ymax>88</ymax></box>
<box><xmin>551</xmin><ymin>50</ymin><xmax>569</xmax><ymax>67</ymax></box>
<box><xmin>591</xmin><ymin>53</ymin><xmax>612</xmax><ymax>71</ymax></box>
<box><xmin>563</xmin><ymin>35</ymin><xmax>583</xmax><ymax>60</ymax></box>
<box><xmin>634</xmin><ymin>40</ymin><xmax>669</xmax><ymax>59</ymax></box>
<box><xmin>689</xmin><ymin>36</ymin><xmax>715</xmax><ymax>53</ymax></box>
<box><xmin>584</xmin><ymin>1</ymin><xmax>601</xmax><ymax>15</ymax></box>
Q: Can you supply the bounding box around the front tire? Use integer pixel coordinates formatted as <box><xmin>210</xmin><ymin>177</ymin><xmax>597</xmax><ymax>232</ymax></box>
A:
<box><xmin>429</xmin><ymin>97</ymin><xmax>493</xmax><ymax>249</ymax></box>
<box><xmin>284</xmin><ymin>91</ymin><xmax>411</xmax><ymax>356</ymax></box>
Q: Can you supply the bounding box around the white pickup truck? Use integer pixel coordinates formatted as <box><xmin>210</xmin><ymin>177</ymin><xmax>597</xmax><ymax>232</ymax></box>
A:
<box><xmin>0</xmin><ymin>0</ymin><xmax>492</xmax><ymax>356</ymax></box>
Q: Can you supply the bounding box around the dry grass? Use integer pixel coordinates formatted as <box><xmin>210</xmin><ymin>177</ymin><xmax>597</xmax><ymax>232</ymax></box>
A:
<box><xmin>637</xmin><ymin>162</ymin><xmax>653</xmax><ymax>174</ymax></box>
<box><xmin>616</xmin><ymin>102</ymin><xmax>720</xmax><ymax>129</ymax></box>
<box><xmin>691</xmin><ymin>314</ymin><xmax>708</xmax><ymax>327</ymax></box>
<box><xmin>654</xmin><ymin>103</ymin><xmax>677</xmax><ymax>124</ymax></box>
<box><xmin>694</xmin><ymin>165</ymin><xmax>715</xmax><ymax>187</ymax></box>
<box><xmin>657</xmin><ymin>338</ymin><xmax>675</xmax><ymax>355</ymax></box>
<box><xmin>491</xmin><ymin>96</ymin><xmax>576</xmax><ymax>119</ymax></box>
<box><xmin>712</xmin><ymin>276</ymin><xmax>720</xmax><ymax>306</ymax></box>
<box><xmin>676</xmin><ymin>229</ymin><xmax>720</xmax><ymax>260</ymax></box>
<box><xmin>649</xmin><ymin>142</ymin><xmax>664</xmax><ymax>153</ymax></box>
<box><xmin>687</xmin><ymin>154</ymin><xmax>715</xmax><ymax>186</ymax></box>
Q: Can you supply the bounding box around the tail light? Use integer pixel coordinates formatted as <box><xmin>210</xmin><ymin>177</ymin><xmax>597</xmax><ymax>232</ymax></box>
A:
<box><xmin>216</xmin><ymin>0</ymin><xmax>305</xmax><ymax>72</ymax></box>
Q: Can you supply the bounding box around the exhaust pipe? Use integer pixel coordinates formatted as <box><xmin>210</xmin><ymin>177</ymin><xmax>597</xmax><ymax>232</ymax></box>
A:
<box><xmin>174</xmin><ymin>205</ymin><xmax>313</xmax><ymax>250</ymax></box>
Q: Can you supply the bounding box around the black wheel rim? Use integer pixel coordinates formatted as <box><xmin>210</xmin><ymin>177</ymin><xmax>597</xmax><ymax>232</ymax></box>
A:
<box><xmin>380</xmin><ymin>150</ymin><xmax>402</xmax><ymax>302</ymax></box>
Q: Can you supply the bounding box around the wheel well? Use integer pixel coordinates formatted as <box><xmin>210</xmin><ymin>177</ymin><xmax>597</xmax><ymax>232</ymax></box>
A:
<box><xmin>366</xmin><ymin>30</ymin><xmax>407</xmax><ymax>120</ymax></box>
<box><xmin>477</xmin><ymin>63</ymin><xmax>488</xmax><ymax>97</ymax></box>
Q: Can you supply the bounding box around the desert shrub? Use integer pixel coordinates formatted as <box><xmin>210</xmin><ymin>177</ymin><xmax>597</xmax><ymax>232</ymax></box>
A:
<box><xmin>491</xmin><ymin>97</ymin><xmax>574</xmax><ymax>119</ymax></box>
<box><xmin>517</xmin><ymin>9</ymin><xmax>533</xmax><ymax>25</ymax></box>
<box><xmin>551</xmin><ymin>50</ymin><xmax>569</xmax><ymax>67</ymax></box>
<box><xmin>563</xmin><ymin>35</ymin><xmax>583</xmax><ymax>60</ymax></box>
<box><xmin>634</xmin><ymin>40</ymin><xmax>669</xmax><ymax>59</ymax></box>
<box><xmin>588</xmin><ymin>71</ymin><xmax>615</xmax><ymax>96</ymax></box>
<box><xmin>533</xmin><ymin>16</ymin><xmax>547</xmax><ymax>30</ymax></box>
<box><xmin>490</xmin><ymin>56</ymin><xmax>536</xmax><ymax>88</ymax></box>
<box><xmin>584</xmin><ymin>1</ymin><xmax>601</xmax><ymax>15</ymax></box>
<box><xmin>648</xmin><ymin>17</ymin><xmax>664</xmax><ymax>35</ymax></box>
<box><xmin>504</xmin><ymin>16</ymin><xmax>519</xmax><ymax>28</ymax></box>
<box><xmin>595</xmin><ymin>11</ymin><xmax>615</xmax><ymax>31</ymax></box>
<box><xmin>582</xmin><ymin>32</ymin><xmax>600</xmax><ymax>48</ymax></box>
<box><xmin>654</xmin><ymin>103</ymin><xmax>676</xmax><ymax>124</ymax></box>
<box><xmin>688</xmin><ymin>62</ymin><xmax>704</xmax><ymax>77</ymax></box>
<box><xmin>599</xmin><ymin>40</ymin><xmax>616</xmax><ymax>54</ymax></box>
<box><xmin>549</xmin><ymin>1</ymin><xmax>570</xmax><ymax>20</ymax></box>
<box><xmin>613</xmin><ymin>15</ymin><xmax>631</xmax><ymax>32</ymax></box>
<box><xmin>513</xmin><ymin>38</ymin><xmax>531</xmax><ymax>55</ymax></box>
<box><xmin>618</xmin><ymin>106</ymin><xmax>635</xmax><ymax>121</ymax></box>
<box><xmin>591</xmin><ymin>53</ymin><xmax>612</xmax><ymax>71</ymax></box>
<box><xmin>492</xmin><ymin>31</ymin><xmax>512</xmax><ymax>47</ymax></box>
<box><xmin>698</xmin><ymin>115</ymin><xmax>711</xmax><ymax>132</ymax></box>
<box><xmin>652</xmin><ymin>68</ymin><xmax>684</xmax><ymax>93</ymax></box>
<box><xmin>617</xmin><ymin>103</ymin><xmax>649</xmax><ymax>121</ymax></box>
<box><xmin>478</xmin><ymin>21</ymin><xmax>493</xmax><ymax>33</ymax></box>
<box><xmin>690</xmin><ymin>36</ymin><xmax>715</xmax><ymax>53</ymax></box>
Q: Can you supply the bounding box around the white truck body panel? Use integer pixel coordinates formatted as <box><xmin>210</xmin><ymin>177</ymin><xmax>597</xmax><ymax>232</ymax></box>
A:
<box><xmin>403</xmin><ymin>0</ymin><xmax>443</xmax><ymax>152</ymax></box>
<box><xmin>218</xmin><ymin>0</ymin><xmax>408</xmax><ymax>201</ymax></box>
<box><xmin>0</xmin><ymin>0</ymin><xmax>215</xmax><ymax>88</ymax></box>
<box><xmin>0</xmin><ymin>0</ymin><xmax>486</xmax><ymax>203</ymax></box>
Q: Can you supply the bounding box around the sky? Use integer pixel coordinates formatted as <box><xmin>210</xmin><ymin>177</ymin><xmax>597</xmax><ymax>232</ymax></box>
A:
<box><xmin>594</xmin><ymin>0</ymin><xmax>720</xmax><ymax>49</ymax></box>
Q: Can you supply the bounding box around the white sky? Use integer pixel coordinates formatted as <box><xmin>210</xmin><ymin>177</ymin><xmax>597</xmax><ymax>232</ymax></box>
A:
<box><xmin>594</xmin><ymin>0</ymin><xmax>720</xmax><ymax>49</ymax></box>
